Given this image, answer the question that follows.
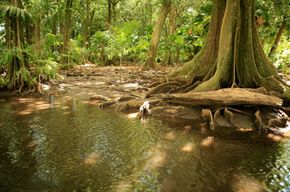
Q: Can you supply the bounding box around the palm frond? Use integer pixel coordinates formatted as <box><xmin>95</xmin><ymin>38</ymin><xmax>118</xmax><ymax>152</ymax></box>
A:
<box><xmin>0</xmin><ymin>4</ymin><xmax>32</xmax><ymax>21</ymax></box>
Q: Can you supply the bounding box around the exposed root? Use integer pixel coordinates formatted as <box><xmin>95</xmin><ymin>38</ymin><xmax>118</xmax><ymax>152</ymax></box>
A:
<box><xmin>201</xmin><ymin>108</ymin><xmax>216</xmax><ymax>131</ymax></box>
<box><xmin>145</xmin><ymin>81</ymin><xmax>183</xmax><ymax>97</ymax></box>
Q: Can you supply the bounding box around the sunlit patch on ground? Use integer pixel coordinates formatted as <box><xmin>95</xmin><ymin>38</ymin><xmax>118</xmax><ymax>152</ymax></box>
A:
<box><xmin>83</xmin><ymin>152</ymin><xmax>101</xmax><ymax>166</ymax></box>
<box><xmin>181</xmin><ymin>143</ymin><xmax>195</xmax><ymax>153</ymax></box>
<box><xmin>200</xmin><ymin>136</ymin><xmax>214</xmax><ymax>148</ymax></box>
<box><xmin>127</xmin><ymin>112</ymin><xmax>139</xmax><ymax>119</ymax></box>
<box><xmin>232</xmin><ymin>173</ymin><xmax>265</xmax><ymax>192</ymax></box>
<box><xmin>164</xmin><ymin>131</ymin><xmax>175</xmax><ymax>140</ymax></box>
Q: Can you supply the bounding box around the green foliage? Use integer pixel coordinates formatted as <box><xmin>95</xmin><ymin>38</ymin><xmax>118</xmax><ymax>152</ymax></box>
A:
<box><xmin>67</xmin><ymin>39</ymin><xmax>87</xmax><ymax>64</ymax></box>
<box><xmin>0</xmin><ymin>76</ymin><xmax>8</xmax><ymax>88</ymax></box>
<box><xmin>256</xmin><ymin>0</ymin><xmax>290</xmax><ymax>70</ymax></box>
<box><xmin>91</xmin><ymin>20</ymin><xmax>150</xmax><ymax>64</ymax></box>
<box><xmin>158</xmin><ymin>1</ymin><xmax>212</xmax><ymax>63</ymax></box>
<box><xmin>0</xmin><ymin>47</ymin><xmax>24</xmax><ymax>67</ymax></box>
<box><xmin>32</xmin><ymin>59</ymin><xmax>59</xmax><ymax>80</ymax></box>
<box><xmin>15</xmin><ymin>67</ymin><xmax>37</xmax><ymax>87</ymax></box>
<box><xmin>0</xmin><ymin>3</ymin><xmax>32</xmax><ymax>21</ymax></box>
<box><xmin>272</xmin><ymin>37</ymin><xmax>290</xmax><ymax>73</ymax></box>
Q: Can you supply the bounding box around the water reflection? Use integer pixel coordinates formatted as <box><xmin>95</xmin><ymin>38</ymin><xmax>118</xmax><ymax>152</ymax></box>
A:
<box><xmin>0</xmin><ymin>96</ymin><xmax>289</xmax><ymax>192</ymax></box>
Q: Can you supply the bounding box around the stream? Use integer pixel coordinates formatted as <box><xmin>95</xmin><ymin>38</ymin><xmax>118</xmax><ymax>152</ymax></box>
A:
<box><xmin>0</xmin><ymin>94</ymin><xmax>289</xmax><ymax>192</ymax></box>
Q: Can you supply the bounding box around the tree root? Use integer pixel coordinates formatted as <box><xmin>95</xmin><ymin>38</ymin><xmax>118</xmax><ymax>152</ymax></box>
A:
<box><xmin>145</xmin><ymin>81</ymin><xmax>183</xmax><ymax>97</ymax></box>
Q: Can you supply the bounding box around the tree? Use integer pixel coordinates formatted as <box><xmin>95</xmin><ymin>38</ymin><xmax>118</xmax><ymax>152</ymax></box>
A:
<box><xmin>61</xmin><ymin>0</ymin><xmax>74</xmax><ymax>64</ymax></box>
<box><xmin>268</xmin><ymin>18</ymin><xmax>286</xmax><ymax>57</ymax></box>
<box><xmin>146</xmin><ymin>0</ymin><xmax>171</xmax><ymax>69</ymax></box>
<box><xmin>169</xmin><ymin>0</ymin><xmax>287</xmax><ymax>94</ymax></box>
<box><xmin>2</xmin><ymin>0</ymin><xmax>33</xmax><ymax>90</ymax></box>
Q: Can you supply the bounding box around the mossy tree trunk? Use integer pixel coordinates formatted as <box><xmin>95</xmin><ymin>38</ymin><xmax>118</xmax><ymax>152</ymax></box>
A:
<box><xmin>170</xmin><ymin>0</ymin><xmax>286</xmax><ymax>93</ymax></box>
<box><xmin>145</xmin><ymin>0</ymin><xmax>171</xmax><ymax>69</ymax></box>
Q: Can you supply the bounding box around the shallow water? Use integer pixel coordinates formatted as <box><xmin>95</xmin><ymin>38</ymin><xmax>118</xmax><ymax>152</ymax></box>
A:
<box><xmin>0</xmin><ymin>95</ymin><xmax>289</xmax><ymax>192</ymax></box>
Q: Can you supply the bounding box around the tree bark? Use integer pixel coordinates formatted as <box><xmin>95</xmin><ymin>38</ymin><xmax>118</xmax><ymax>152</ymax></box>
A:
<box><xmin>268</xmin><ymin>19</ymin><xmax>286</xmax><ymax>57</ymax></box>
<box><xmin>83</xmin><ymin>0</ymin><xmax>89</xmax><ymax>48</ymax></box>
<box><xmin>163</xmin><ymin>4</ymin><xmax>176</xmax><ymax>66</ymax></box>
<box><xmin>61</xmin><ymin>0</ymin><xmax>73</xmax><ymax>64</ymax></box>
<box><xmin>107</xmin><ymin>0</ymin><xmax>112</xmax><ymax>26</ymax></box>
<box><xmin>34</xmin><ymin>18</ymin><xmax>41</xmax><ymax>54</ymax></box>
<box><xmin>145</xmin><ymin>0</ymin><xmax>171</xmax><ymax>69</ymax></box>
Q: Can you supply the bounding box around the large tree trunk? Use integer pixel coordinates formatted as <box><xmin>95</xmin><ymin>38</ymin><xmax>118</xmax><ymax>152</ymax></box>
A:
<box><xmin>170</xmin><ymin>0</ymin><xmax>286</xmax><ymax>93</ymax></box>
<box><xmin>145</xmin><ymin>0</ymin><xmax>171</xmax><ymax>69</ymax></box>
<box><xmin>163</xmin><ymin>4</ymin><xmax>176</xmax><ymax>66</ymax></box>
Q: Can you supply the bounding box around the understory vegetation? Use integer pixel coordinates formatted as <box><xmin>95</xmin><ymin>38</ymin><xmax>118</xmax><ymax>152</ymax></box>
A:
<box><xmin>0</xmin><ymin>0</ymin><xmax>289</xmax><ymax>92</ymax></box>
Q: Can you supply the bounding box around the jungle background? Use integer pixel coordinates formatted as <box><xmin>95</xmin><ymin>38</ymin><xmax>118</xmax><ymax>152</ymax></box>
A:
<box><xmin>0</xmin><ymin>0</ymin><xmax>289</xmax><ymax>92</ymax></box>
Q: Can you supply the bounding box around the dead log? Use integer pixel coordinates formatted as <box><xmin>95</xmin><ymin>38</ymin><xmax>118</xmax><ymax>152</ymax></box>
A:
<box><xmin>163</xmin><ymin>88</ymin><xmax>282</xmax><ymax>107</ymax></box>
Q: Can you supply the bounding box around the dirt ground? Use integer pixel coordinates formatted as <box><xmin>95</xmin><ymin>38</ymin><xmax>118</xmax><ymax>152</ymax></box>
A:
<box><xmin>48</xmin><ymin>64</ymin><xmax>170</xmax><ymax>98</ymax></box>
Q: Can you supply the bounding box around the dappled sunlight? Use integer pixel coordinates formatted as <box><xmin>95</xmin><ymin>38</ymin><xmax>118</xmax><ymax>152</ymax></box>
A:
<box><xmin>14</xmin><ymin>98</ymin><xmax>51</xmax><ymax>116</ymax></box>
<box><xmin>164</xmin><ymin>131</ymin><xmax>175</xmax><ymax>140</ymax></box>
<box><xmin>232</xmin><ymin>173</ymin><xmax>265</xmax><ymax>192</ymax></box>
<box><xmin>17</xmin><ymin>110</ymin><xmax>33</xmax><ymax>115</ymax></box>
<box><xmin>181</xmin><ymin>143</ymin><xmax>195</xmax><ymax>153</ymax></box>
<box><xmin>26</xmin><ymin>140</ymin><xmax>37</xmax><ymax>149</ymax></box>
<box><xmin>115</xmin><ymin>181</ymin><xmax>132</xmax><ymax>192</ymax></box>
<box><xmin>184</xmin><ymin>125</ymin><xmax>192</xmax><ymax>131</ymax></box>
<box><xmin>236</xmin><ymin>127</ymin><xmax>254</xmax><ymax>132</ymax></box>
<box><xmin>200</xmin><ymin>136</ymin><xmax>215</xmax><ymax>148</ymax></box>
<box><xmin>127</xmin><ymin>112</ymin><xmax>139</xmax><ymax>119</ymax></box>
<box><xmin>83</xmin><ymin>152</ymin><xmax>101</xmax><ymax>166</ymax></box>
<box><xmin>267</xmin><ymin>133</ymin><xmax>283</xmax><ymax>142</ymax></box>
<box><xmin>75</xmin><ymin>91</ymin><xmax>89</xmax><ymax>96</ymax></box>
<box><xmin>199</xmin><ymin>123</ymin><xmax>209</xmax><ymax>134</ymax></box>
<box><xmin>182</xmin><ymin>125</ymin><xmax>192</xmax><ymax>134</ymax></box>
<box><xmin>63</xmin><ymin>96</ymin><xmax>73</xmax><ymax>101</ymax></box>
<box><xmin>145</xmin><ymin>146</ymin><xmax>167</xmax><ymax>169</ymax></box>
<box><xmin>18</xmin><ymin>97</ymin><xmax>34</xmax><ymax>103</ymax></box>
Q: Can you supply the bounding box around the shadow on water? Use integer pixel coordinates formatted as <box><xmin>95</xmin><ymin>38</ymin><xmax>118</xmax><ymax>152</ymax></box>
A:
<box><xmin>0</xmin><ymin>95</ymin><xmax>289</xmax><ymax>192</ymax></box>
